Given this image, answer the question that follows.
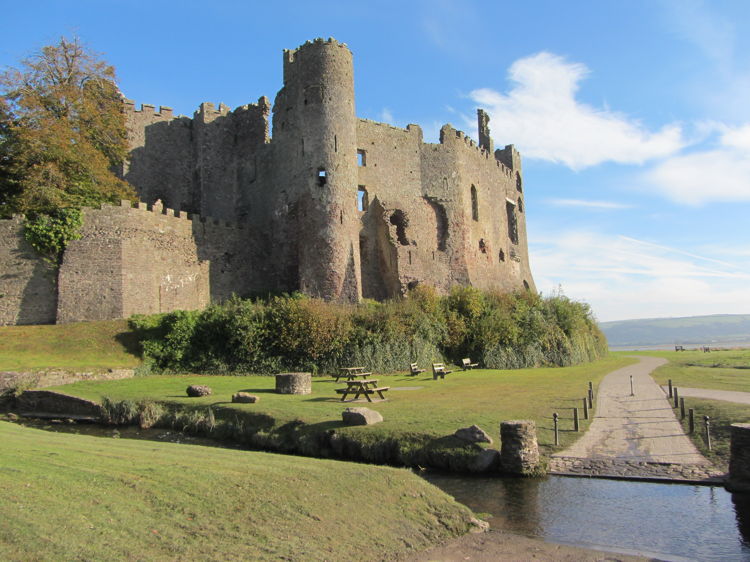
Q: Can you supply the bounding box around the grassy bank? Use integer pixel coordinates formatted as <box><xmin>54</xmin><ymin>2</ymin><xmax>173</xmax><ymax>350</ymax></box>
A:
<box><xmin>40</xmin><ymin>355</ymin><xmax>634</xmax><ymax>470</ymax></box>
<box><xmin>0</xmin><ymin>420</ymin><xmax>475</xmax><ymax>561</ymax></box>
<box><xmin>0</xmin><ymin>320</ymin><xmax>141</xmax><ymax>371</ymax></box>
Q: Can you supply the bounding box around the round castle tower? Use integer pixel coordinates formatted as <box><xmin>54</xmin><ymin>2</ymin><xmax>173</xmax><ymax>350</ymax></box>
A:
<box><xmin>272</xmin><ymin>38</ymin><xmax>362</xmax><ymax>302</ymax></box>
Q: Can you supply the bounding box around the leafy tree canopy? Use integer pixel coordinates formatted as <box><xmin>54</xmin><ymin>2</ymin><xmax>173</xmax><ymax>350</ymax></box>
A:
<box><xmin>0</xmin><ymin>36</ymin><xmax>135</xmax><ymax>218</ymax></box>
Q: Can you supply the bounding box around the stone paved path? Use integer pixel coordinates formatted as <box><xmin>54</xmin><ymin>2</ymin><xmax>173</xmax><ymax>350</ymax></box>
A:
<box><xmin>549</xmin><ymin>356</ymin><xmax>724</xmax><ymax>482</ymax></box>
<box><xmin>664</xmin><ymin>386</ymin><xmax>750</xmax><ymax>405</ymax></box>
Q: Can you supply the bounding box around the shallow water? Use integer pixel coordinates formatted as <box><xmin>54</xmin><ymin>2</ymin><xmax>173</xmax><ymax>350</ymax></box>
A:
<box><xmin>424</xmin><ymin>473</ymin><xmax>750</xmax><ymax>561</ymax></box>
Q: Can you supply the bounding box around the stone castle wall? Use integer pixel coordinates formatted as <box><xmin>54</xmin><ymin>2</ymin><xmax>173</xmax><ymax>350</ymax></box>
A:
<box><xmin>0</xmin><ymin>216</ymin><xmax>57</xmax><ymax>325</ymax></box>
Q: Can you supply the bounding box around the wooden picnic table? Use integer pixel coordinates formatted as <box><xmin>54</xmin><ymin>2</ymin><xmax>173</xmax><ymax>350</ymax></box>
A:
<box><xmin>335</xmin><ymin>367</ymin><xmax>371</xmax><ymax>382</ymax></box>
<box><xmin>335</xmin><ymin>379</ymin><xmax>389</xmax><ymax>402</ymax></box>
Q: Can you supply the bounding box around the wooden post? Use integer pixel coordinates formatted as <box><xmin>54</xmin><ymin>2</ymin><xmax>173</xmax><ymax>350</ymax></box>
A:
<box><xmin>673</xmin><ymin>387</ymin><xmax>679</xmax><ymax>408</ymax></box>
<box><xmin>630</xmin><ymin>375</ymin><xmax>634</xmax><ymax>397</ymax></box>
<box><xmin>680</xmin><ymin>397</ymin><xmax>685</xmax><ymax>420</ymax></box>
<box><xmin>553</xmin><ymin>412</ymin><xmax>559</xmax><ymax>446</ymax></box>
<box><xmin>582</xmin><ymin>397</ymin><xmax>589</xmax><ymax>420</ymax></box>
<box><xmin>689</xmin><ymin>408</ymin><xmax>695</xmax><ymax>434</ymax></box>
<box><xmin>668</xmin><ymin>379</ymin><xmax>673</xmax><ymax>399</ymax></box>
<box><xmin>573</xmin><ymin>407</ymin><xmax>579</xmax><ymax>432</ymax></box>
<box><xmin>588</xmin><ymin>382</ymin><xmax>594</xmax><ymax>408</ymax></box>
<box><xmin>704</xmin><ymin>415</ymin><xmax>712</xmax><ymax>451</ymax></box>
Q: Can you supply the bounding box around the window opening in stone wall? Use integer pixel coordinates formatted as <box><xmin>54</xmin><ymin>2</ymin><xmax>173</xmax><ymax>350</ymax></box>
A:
<box><xmin>518</xmin><ymin>197</ymin><xmax>524</xmax><ymax>213</ymax></box>
<box><xmin>340</xmin><ymin>210</ymin><xmax>343</xmax><ymax>224</ymax></box>
<box><xmin>357</xmin><ymin>186</ymin><xmax>369</xmax><ymax>211</ymax></box>
<box><xmin>506</xmin><ymin>201</ymin><xmax>519</xmax><ymax>245</ymax></box>
<box><xmin>408</xmin><ymin>250</ymin><xmax>412</xmax><ymax>264</ymax></box>
<box><xmin>389</xmin><ymin>210</ymin><xmax>409</xmax><ymax>246</ymax></box>
<box><xmin>499</xmin><ymin>249</ymin><xmax>505</xmax><ymax>262</ymax></box>
<box><xmin>479</xmin><ymin>238</ymin><xmax>487</xmax><ymax>253</ymax></box>
<box><xmin>516</xmin><ymin>172</ymin><xmax>522</xmax><ymax>192</ymax></box>
<box><xmin>471</xmin><ymin>185</ymin><xmax>479</xmax><ymax>221</ymax></box>
<box><xmin>357</xmin><ymin>149</ymin><xmax>366</xmax><ymax>166</ymax></box>
<box><xmin>317</xmin><ymin>169</ymin><xmax>327</xmax><ymax>186</ymax></box>
<box><xmin>425</xmin><ymin>196</ymin><xmax>448</xmax><ymax>251</ymax></box>
<box><xmin>523</xmin><ymin>280</ymin><xmax>530</xmax><ymax>290</ymax></box>
<box><xmin>334</xmin><ymin>135</ymin><xmax>337</xmax><ymax>153</ymax></box>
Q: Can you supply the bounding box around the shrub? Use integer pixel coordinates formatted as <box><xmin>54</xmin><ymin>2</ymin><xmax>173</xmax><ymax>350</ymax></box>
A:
<box><xmin>131</xmin><ymin>288</ymin><xmax>608</xmax><ymax>374</ymax></box>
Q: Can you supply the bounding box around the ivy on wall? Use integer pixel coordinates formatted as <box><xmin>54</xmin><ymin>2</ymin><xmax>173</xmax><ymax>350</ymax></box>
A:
<box><xmin>23</xmin><ymin>208</ymin><xmax>83</xmax><ymax>265</ymax></box>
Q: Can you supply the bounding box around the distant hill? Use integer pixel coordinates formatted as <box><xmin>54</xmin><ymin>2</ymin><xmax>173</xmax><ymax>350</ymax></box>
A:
<box><xmin>599</xmin><ymin>314</ymin><xmax>750</xmax><ymax>347</ymax></box>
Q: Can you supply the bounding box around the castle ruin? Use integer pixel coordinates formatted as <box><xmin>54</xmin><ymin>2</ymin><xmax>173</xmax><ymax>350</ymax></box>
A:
<box><xmin>0</xmin><ymin>38</ymin><xmax>534</xmax><ymax>326</ymax></box>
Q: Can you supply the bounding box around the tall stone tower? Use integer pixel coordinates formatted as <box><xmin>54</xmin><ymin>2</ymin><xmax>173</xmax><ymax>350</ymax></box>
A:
<box><xmin>271</xmin><ymin>38</ymin><xmax>361</xmax><ymax>302</ymax></box>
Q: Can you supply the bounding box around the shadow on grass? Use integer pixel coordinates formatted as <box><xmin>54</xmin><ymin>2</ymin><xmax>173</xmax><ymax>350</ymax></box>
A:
<box><xmin>114</xmin><ymin>330</ymin><xmax>145</xmax><ymax>360</ymax></box>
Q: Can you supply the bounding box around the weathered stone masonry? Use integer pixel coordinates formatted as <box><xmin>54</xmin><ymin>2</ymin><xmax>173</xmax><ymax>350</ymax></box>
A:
<box><xmin>0</xmin><ymin>37</ymin><xmax>535</xmax><ymax>325</ymax></box>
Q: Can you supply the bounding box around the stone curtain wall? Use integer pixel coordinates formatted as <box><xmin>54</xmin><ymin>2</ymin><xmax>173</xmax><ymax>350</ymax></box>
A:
<box><xmin>57</xmin><ymin>201</ymin><xmax>254</xmax><ymax>323</ymax></box>
<box><xmin>0</xmin><ymin>217</ymin><xmax>58</xmax><ymax>326</ymax></box>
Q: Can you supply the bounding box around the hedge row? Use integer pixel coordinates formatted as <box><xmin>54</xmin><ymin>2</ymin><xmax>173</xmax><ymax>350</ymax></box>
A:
<box><xmin>130</xmin><ymin>286</ymin><xmax>608</xmax><ymax>375</ymax></box>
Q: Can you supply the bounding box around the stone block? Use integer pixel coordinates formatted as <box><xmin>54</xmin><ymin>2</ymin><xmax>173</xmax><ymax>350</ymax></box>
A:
<box><xmin>186</xmin><ymin>385</ymin><xmax>212</xmax><ymax>397</ymax></box>
<box><xmin>728</xmin><ymin>423</ymin><xmax>750</xmax><ymax>492</ymax></box>
<box><xmin>275</xmin><ymin>372</ymin><xmax>311</xmax><ymax>395</ymax></box>
<box><xmin>232</xmin><ymin>392</ymin><xmax>259</xmax><ymax>403</ymax></box>
<box><xmin>342</xmin><ymin>407</ymin><xmax>383</xmax><ymax>426</ymax></box>
<box><xmin>500</xmin><ymin>419</ymin><xmax>540</xmax><ymax>475</ymax></box>
<box><xmin>454</xmin><ymin>424</ymin><xmax>493</xmax><ymax>444</ymax></box>
<box><xmin>469</xmin><ymin>448</ymin><xmax>501</xmax><ymax>473</ymax></box>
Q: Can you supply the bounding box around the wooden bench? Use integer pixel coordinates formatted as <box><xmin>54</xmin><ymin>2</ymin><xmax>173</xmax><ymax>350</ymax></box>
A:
<box><xmin>432</xmin><ymin>363</ymin><xmax>453</xmax><ymax>380</ymax></box>
<box><xmin>409</xmin><ymin>362</ymin><xmax>426</xmax><ymax>376</ymax></box>
<box><xmin>334</xmin><ymin>367</ymin><xmax>372</xmax><ymax>382</ymax></box>
<box><xmin>675</xmin><ymin>345</ymin><xmax>684</xmax><ymax>352</ymax></box>
<box><xmin>461</xmin><ymin>358</ymin><xmax>479</xmax><ymax>370</ymax></box>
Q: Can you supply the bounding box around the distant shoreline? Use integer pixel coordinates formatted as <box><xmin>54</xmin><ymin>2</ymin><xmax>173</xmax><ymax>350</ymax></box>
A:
<box><xmin>610</xmin><ymin>342</ymin><xmax>750</xmax><ymax>351</ymax></box>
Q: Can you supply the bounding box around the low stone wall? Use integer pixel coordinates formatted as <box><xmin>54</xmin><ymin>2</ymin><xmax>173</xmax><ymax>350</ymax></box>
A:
<box><xmin>0</xmin><ymin>369</ymin><xmax>134</xmax><ymax>393</ymax></box>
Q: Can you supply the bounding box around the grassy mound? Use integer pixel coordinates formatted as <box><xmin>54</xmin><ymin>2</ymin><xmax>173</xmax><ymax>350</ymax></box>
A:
<box><xmin>0</xmin><ymin>319</ymin><xmax>141</xmax><ymax>371</ymax></box>
<box><xmin>0</xmin><ymin>421</ymin><xmax>475</xmax><ymax>561</ymax></box>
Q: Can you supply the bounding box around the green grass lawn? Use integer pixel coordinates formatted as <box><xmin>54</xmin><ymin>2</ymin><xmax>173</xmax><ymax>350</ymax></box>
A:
<box><xmin>0</xmin><ymin>320</ymin><xmax>142</xmax><ymax>371</ymax></box>
<box><xmin>45</xmin><ymin>355</ymin><xmax>635</xmax><ymax>457</ymax></box>
<box><xmin>0</xmin><ymin>420</ymin><xmax>474</xmax><ymax>562</ymax></box>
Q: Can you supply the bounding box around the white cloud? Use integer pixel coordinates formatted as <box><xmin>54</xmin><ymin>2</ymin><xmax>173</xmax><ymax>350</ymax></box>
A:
<box><xmin>644</xmin><ymin>125</ymin><xmax>750</xmax><ymax>205</ymax></box>
<box><xmin>530</xmin><ymin>229</ymin><xmax>750</xmax><ymax>322</ymax></box>
<box><xmin>469</xmin><ymin>52</ymin><xmax>686</xmax><ymax>170</ymax></box>
<box><xmin>545</xmin><ymin>198</ymin><xmax>633</xmax><ymax>210</ymax></box>
<box><xmin>380</xmin><ymin>107</ymin><xmax>394</xmax><ymax>124</ymax></box>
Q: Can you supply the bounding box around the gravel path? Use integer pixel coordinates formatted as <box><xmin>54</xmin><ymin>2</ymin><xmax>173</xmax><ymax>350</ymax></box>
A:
<box><xmin>663</xmin><ymin>386</ymin><xmax>750</xmax><ymax>405</ymax></box>
<box><xmin>549</xmin><ymin>356</ymin><xmax>723</xmax><ymax>481</ymax></box>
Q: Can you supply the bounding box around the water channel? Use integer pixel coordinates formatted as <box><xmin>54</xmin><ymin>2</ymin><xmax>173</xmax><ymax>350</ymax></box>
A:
<box><xmin>423</xmin><ymin>472</ymin><xmax>750</xmax><ymax>561</ymax></box>
<box><xmin>13</xmin><ymin>420</ymin><xmax>750</xmax><ymax>561</ymax></box>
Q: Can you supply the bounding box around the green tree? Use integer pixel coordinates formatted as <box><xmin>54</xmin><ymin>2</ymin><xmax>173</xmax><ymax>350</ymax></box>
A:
<box><xmin>0</xmin><ymin>36</ymin><xmax>135</xmax><ymax>218</ymax></box>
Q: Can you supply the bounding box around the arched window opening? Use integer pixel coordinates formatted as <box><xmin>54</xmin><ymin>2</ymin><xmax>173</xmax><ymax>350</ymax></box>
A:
<box><xmin>499</xmin><ymin>249</ymin><xmax>505</xmax><ymax>262</ymax></box>
<box><xmin>470</xmin><ymin>185</ymin><xmax>479</xmax><ymax>221</ymax></box>
<box><xmin>506</xmin><ymin>201</ymin><xmax>519</xmax><ymax>245</ymax></box>
<box><xmin>516</xmin><ymin>172</ymin><xmax>522</xmax><ymax>192</ymax></box>
<box><xmin>523</xmin><ymin>280</ymin><xmax>530</xmax><ymax>291</ymax></box>
<box><xmin>317</xmin><ymin>168</ymin><xmax>327</xmax><ymax>186</ymax></box>
<box><xmin>357</xmin><ymin>186</ymin><xmax>369</xmax><ymax>211</ymax></box>
<box><xmin>518</xmin><ymin>197</ymin><xmax>524</xmax><ymax>213</ymax></box>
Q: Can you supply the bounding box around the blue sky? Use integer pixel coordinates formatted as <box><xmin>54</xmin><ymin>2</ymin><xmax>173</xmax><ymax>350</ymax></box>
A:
<box><xmin>3</xmin><ymin>0</ymin><xmax>749</xmax><ymax>322</ymax></box>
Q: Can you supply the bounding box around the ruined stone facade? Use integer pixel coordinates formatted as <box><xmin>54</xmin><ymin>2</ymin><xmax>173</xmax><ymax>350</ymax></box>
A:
<box><xmin>0</xmin><ymin>38</ymin><xmax>534</xmax><ymax>325</ymax></box>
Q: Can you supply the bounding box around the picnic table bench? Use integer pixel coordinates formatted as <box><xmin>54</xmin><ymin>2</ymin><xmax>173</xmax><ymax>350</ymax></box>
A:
<box><xmin>334</xmin><ymin>367</ymin><xmax>373</xmax><ymax>382</ymax></box>
<box><xmin>461</xmin><ymin>358</ymin><xmax>479</xmax><ymax>370</ymax></box>
<box><xmin>432</xmin><ymin>363</ymin><xmax>453</xmax><ymax>380</ymax></box>
<box><xmin>335</xmin><ymin>379</ymin><xmax>389</xmax><ymax>402</ymax></box>
<box><xmin>409</xmin><ymin>362</ymin><xmax>426</xmax><ymax>376</ymax></box>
